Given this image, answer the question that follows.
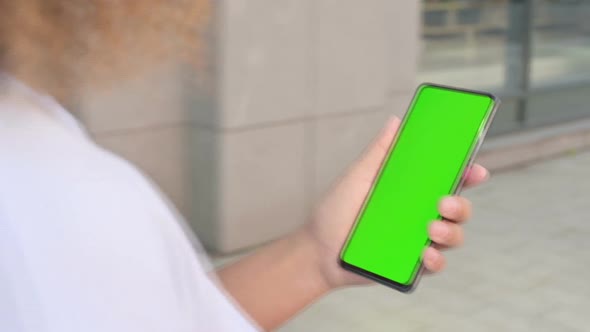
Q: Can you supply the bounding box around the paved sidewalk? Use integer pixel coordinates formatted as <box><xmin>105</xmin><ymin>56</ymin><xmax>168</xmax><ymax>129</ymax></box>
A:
<box><xmin>279</xmin><ymin>150</ymin><xmax>590</xmax><ymax>332</ymax></box>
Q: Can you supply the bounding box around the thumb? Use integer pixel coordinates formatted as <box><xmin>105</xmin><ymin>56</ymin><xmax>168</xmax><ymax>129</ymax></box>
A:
<box><xmin>350</xmin><ymin>116</ymin><xmax>401</xmax><ymax>182</ymax></box>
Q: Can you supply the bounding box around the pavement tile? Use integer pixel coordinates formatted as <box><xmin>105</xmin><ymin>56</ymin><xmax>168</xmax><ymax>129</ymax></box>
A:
<box><xmin>279</xmin><ymin>151</ymin><xmax>590</xmax><ymax>331</ymax></box>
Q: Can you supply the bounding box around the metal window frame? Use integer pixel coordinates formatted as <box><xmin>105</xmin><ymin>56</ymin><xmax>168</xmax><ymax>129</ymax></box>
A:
<box><xmin>500</xmin><ymin>0</ymin><xmax>590</xmax><ymax>133</ymax></box>
<box><xmin>505</xmin><ymin>0</ymin><xmax>534</xmax><ymax>127</ymax></box>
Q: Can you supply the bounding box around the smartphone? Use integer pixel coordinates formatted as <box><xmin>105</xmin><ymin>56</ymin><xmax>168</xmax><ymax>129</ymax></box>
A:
<box><xmin>340</xmin><ymin>83</ymin><xmax>499</xmax><ymax>293</ymax></box>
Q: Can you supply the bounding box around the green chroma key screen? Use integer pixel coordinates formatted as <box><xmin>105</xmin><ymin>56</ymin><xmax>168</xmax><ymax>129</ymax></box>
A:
<box><xmin>340</xmin><ymin>84</ymin><xmax>496</xmax><ymax>290</ymax></box>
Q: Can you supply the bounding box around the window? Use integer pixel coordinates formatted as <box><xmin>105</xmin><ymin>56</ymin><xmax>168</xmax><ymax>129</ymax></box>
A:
<box><xmin>419</xmin><ymin>0</ymin><xmax>590</xmax><ymax>135</ymax></box>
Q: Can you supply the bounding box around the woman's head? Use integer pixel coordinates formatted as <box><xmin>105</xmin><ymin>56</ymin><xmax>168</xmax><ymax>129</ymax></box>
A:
<box><xmin>0</xmin><ymin>0</ymin><xmax>209</xmax><ymax>99</ymax></box>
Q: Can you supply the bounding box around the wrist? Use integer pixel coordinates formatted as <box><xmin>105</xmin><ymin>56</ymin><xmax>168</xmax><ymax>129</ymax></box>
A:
<box><xmin>293</xmin><ymin>227</ymin><xmax>342</xmax><ymax>292</ymax></box>
<box><xmin>218</xmin><ymin>227</ymin><xmax>335</xmax><ymax>330</ymax></box>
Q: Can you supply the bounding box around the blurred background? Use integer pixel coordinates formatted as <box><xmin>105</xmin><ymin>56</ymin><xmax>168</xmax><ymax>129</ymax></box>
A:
<box><xmin>73</xmin><ymin>0</ymin><xmax>590</xmax><ymax>330</ymax></box>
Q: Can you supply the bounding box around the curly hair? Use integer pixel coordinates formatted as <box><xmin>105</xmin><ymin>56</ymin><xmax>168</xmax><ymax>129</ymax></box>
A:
<box><xmin>0</xmin><ymin>0</ymin><xmax>209</xmax><ymax>99</ymax></box>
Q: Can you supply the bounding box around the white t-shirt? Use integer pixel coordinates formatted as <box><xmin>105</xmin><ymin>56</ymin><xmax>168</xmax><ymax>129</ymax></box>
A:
<box><xmin>0</xmin><ymin>75</ymin><xmax>258</xmax><ymax>332</ymax></box>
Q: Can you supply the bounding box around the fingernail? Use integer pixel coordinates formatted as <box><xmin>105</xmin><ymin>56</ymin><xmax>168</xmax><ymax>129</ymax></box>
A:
<box><xmin>440</xmin><ymin>197</ymin><xmax>459</xmax><ymax>214</ymax></box>
<box><xmin>430</xmin><ymin>222</ymin><xmax>449</xmax><ymax>240</ymax></box>
<box><xmin>464</xmin><ymin>168</ymin><xmax>472</xmax><ymax>179</ymax></box>
<box><xmin>386</xmin><ymin>116</ymin><xmax>400</xmax><ymax>129</ymax></box>
<box><xmin>388</xmin><ymin>115</ymin><xmax>400</xmax><ymax>123</ymax></box>
<box><xmin>424</xmin><ymin>247</ymin><xmax>439</xmax><ymax>266</ymax></box>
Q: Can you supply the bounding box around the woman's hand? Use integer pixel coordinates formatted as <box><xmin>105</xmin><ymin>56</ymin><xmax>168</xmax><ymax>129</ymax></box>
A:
<box><xmin>303</xmin><ymin>116</ymin><xmax>490</xmax><ymax>289</ymax></box>
<box><xmin>219</xmin><ymin>116</ymin><xmax>490</xmax><ymax>330</ymax></box>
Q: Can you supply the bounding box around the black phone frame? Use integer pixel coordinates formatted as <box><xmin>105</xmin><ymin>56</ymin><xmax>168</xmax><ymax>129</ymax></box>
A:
<box><xmin>339</xmin><ymin>83</ymin><xmax>501</xmax><ymax>293</ymax></box>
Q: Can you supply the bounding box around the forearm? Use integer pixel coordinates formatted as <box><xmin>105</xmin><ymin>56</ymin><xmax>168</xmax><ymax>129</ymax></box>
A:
<box><xmin>217</xmin><ymin>230</ymin><xmax>331</xmax><ymax>331</ymax></box>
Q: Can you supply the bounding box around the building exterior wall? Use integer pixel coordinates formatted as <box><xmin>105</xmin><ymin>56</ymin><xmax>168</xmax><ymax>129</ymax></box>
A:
<box><xmin>79</xmin><ymin>1</ymin><xmax>421</xmax><ymax>253</ymax></box>
<box><xmin>196</xmin><ymin>0</ymin><xmax>420</xmax><ymax>252</ymax></box>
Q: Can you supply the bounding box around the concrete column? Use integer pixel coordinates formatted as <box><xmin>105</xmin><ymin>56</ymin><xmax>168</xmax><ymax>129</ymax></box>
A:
<box><xmin>194</xmin><ymin>0</ymin><xmax>420</xmax><ymax>253</ymax></box>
